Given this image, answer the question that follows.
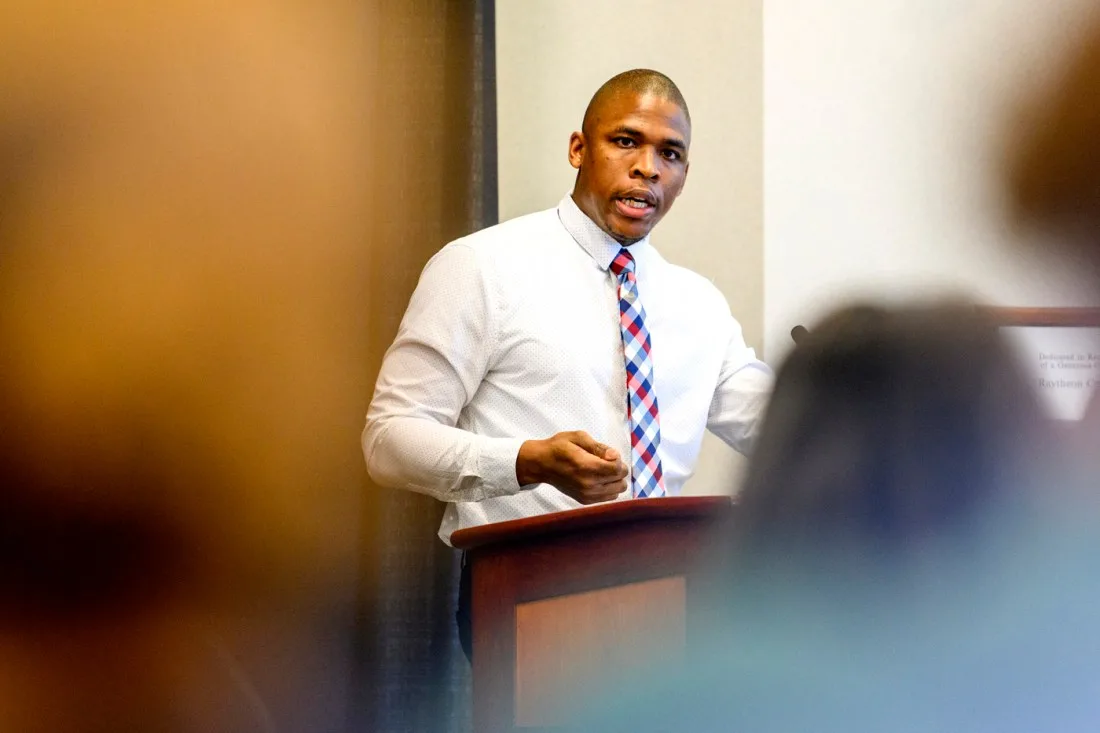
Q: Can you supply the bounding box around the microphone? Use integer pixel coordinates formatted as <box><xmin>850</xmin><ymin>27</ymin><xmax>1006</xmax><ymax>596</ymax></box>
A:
<box><xmin>790</xmin><ymin>325</ymin><xmax>809</xmax><ymax>345</ymax></box>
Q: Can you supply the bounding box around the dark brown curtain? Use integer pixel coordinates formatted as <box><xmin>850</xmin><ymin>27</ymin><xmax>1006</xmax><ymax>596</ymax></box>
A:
<box><xmin>353</xmin><ymin>2</ymin><xmax>495</xmax><ymax>732</ymax></box>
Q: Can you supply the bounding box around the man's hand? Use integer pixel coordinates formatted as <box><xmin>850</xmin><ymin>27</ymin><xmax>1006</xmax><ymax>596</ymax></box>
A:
<box><xmin>516</xmin><ymin>431</ymin><xmax>629</xmax><ymax>504</ymax></box>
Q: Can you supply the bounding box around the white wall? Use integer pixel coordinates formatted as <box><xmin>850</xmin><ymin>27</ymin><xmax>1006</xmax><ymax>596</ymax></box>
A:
<box><xmin>764</xmin><ymin>0</ymin><xmax>1100</xmax><ymax>364</ymax></box>
<box><xmin>496</xmin><ymin>0</ymin><xmax>763</xmax><ymax>495</ymax></box>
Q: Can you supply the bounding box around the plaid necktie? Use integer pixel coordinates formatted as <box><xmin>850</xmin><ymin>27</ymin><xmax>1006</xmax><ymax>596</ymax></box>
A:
<box><xmin>610</xmin><ymin>248</ymin><xmax>666</xmax><ymax>498</ymax></box>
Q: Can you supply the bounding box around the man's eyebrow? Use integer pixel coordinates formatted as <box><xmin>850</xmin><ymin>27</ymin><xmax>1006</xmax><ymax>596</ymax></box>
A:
<box><xmin>608</xmin><ymin>125</ymin><xmax>686</xmax><ymax>150</ymax></box>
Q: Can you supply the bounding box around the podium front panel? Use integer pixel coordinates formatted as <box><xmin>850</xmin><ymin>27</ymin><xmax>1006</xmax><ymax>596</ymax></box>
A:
<box><xmin>514</xmin><ymin>575</ymin><xmax>686</xmax><ymax>726</ymax></box>
<box><xmin>466</xmin><ymin>502</ymin><xmax>730</xmax><ymax>733</ymax></box>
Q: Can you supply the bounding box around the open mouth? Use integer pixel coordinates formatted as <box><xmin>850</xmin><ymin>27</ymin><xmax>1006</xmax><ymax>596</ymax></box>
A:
<box><xmin>614</xmin><ymin>193</ymin><xmax>656</xmax><ymax>219</ymax></box>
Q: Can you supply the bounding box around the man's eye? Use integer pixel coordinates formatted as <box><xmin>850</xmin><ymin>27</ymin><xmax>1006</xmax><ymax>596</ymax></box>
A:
<box><xmin>662</xmin><ymin>149</ymin><xmax>681</xmax><ymax>161</ymax></box>
<box><xmin>614</xmin><ymin>137</ymin><xmax>636</xmax><ymax>148</ymax></box>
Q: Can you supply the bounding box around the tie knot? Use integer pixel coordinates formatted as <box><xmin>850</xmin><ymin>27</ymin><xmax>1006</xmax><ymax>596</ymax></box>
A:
<box><xmin>610</xmin><ymin>248</ymin><xmax>635</xmax><ymax>277</ymax></box>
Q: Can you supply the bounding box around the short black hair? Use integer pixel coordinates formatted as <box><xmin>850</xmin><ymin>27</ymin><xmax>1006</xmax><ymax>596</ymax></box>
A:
<box><xmin>581</xmin><ymin>69</ymin><xmax>691</xmax><ymax>136</ymax></box>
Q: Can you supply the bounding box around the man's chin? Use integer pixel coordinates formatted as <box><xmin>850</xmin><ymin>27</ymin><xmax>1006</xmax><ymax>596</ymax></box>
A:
<box><xmin>605</xmin><ymin>214</ymin><xmax>653</xmax><ymax>244</ymax></box>
<box><xmin>609</xmin><ymin>225</ymin><xmax>650</xmax><ymax>245</ymax></box>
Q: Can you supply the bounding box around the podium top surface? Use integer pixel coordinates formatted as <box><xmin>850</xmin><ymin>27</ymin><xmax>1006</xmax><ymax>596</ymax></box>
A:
<box><xmin>450</xmin><ymin>495</ymin><xmax>733</xmax><ymax>551</ymax></box>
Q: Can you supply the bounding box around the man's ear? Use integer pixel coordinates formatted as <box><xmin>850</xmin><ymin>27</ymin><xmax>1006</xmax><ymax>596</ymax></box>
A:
<box><xmin>568</xmin><ymin>131</ymin><xmax>585</xmax><ymax>170</ymax></box>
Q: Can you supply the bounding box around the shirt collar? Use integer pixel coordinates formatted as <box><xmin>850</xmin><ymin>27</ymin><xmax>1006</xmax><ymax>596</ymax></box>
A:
<box><xmin>557</xmin><ymin>193</ymin><xmax>650</xmax><ymax>272</ymax></box>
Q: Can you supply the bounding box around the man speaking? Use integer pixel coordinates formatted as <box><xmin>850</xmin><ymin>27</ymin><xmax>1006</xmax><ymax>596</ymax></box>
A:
<box><xmin>363</xmin><ymin>69</ymin><xmax>771</xmax><ymax>654</ymax></box>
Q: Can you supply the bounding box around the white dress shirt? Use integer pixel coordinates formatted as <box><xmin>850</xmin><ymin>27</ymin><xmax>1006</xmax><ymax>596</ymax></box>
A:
<box><xmin>363</xmin><ymin>194</ymin><xmax>773</xmax><ymax>544</ymax></box>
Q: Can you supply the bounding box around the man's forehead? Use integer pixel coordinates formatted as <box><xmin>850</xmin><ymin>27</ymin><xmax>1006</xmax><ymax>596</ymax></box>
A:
<box><xmin>591</xmin><ymin>93</ymin><xmax>691</xmax><ymax>138</ymax></box>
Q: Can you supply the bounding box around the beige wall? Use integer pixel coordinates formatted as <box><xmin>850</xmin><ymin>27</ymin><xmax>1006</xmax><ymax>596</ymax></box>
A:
<box><xmin>496</xmin><ymin>0</ymin><xmax>764</xmax><ymax>495</ymax></box>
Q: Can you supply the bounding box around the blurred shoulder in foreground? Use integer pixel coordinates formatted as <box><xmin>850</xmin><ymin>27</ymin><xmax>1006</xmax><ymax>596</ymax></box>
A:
<box><xmin>0</xmin><ymin>1</ymin><xmax>374</xmax><ymax>731</ymax></box>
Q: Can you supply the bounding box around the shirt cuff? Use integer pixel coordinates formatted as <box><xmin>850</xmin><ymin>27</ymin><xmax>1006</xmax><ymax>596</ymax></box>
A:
<box><xmin>476</xmin><ymin>436</ymin><xmax>527</xmax><ymax>498</ymax></box>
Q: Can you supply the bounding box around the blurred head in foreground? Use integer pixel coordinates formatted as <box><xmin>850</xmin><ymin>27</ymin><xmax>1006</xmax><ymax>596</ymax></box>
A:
<box><xmin>709</xmin><ymin>303</ymin><xmax>1047</xmax><ymax>672</ymax></box>
<box><xmin>0</xmin><ymin>1</ymin><xmax>371</xmax><ymax>730</ymax></box>
<box><xmin>732</xmin><ymin>302</ymin><xmax>1041</xmax><ymax>562</ymax></box>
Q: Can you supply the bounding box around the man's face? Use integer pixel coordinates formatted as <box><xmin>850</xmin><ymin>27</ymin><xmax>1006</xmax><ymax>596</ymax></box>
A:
<box><xmin>569</xmin><ymin>91</ymin><xmax>690</xmax><ymax>244</ymax></box>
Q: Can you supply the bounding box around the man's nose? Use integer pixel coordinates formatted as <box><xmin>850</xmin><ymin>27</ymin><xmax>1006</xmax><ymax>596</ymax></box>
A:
<box><xmin>631</xmin><ymin>147</ymin><xmax>659</xmax><ymax>180</ymax></box>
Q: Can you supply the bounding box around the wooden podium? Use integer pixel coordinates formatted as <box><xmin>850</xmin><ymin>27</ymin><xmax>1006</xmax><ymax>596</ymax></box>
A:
<box><xmin>450</xmin><ymin>496</ymin><xmax>734</xmax><ymax>733</ymax></box>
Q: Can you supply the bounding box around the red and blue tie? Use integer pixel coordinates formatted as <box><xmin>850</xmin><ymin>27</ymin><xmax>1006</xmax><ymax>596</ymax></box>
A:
<box><xmin>610</xmin><ymin>248</ymin><xmax>666</xmax><ymax>499</ymax></box>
